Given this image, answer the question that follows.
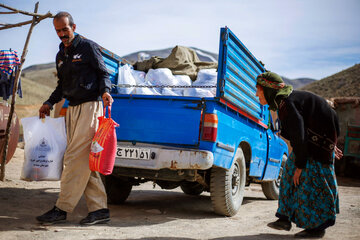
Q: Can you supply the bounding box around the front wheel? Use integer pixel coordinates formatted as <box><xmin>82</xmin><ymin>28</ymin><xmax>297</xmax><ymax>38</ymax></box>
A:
<box><xmin>261</xmin><ymin>154</ymin><xmax>287</xmax><ymax>200</ymax></box>
<box><xmin>210</xmin><ymin>147</ymin><xmax>246</xmax><ymax>216</ymax></box>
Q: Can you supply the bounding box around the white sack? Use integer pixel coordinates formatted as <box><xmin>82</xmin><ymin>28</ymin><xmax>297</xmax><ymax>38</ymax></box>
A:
<box><xmin>117</xmin><ymin>64</ymin><xmax>136</xmax><ymax>94</ymax></box>
<box><xmin>162</xmin><ymin>88</ymin><xmax>179</xmax><ymax>96</ymax></box>
<box><xmin>131</xmin><ymin>79</ymin><xmax>161</xmax><ymax>95</ymax></box>
<box><xmin>131</xmin><ymin>70</ymin><xmax>146</xmax><ymax>85</ymax></box>
<box><xmin>174</xmin><ymin>75</ymin><xmax>192</xmax><ymax>86</ymax></box>
<box><xmin>20</xmin><ymin>116</ymin><xmax>67</xmax><ymax>181</ymax></box>
<box><xmin>145</xmin><ymin>68</ymin><xmax>178</xmax><ymax>94</ymax></box>
<box><xmin>131</xmin><ymin>85</ymin><xmax>161</xmax><ymax>95</ymax></box>
<box><xmin>183</xmin><ymin>88</ymin><xmax>214</xmax><ymax>98</ymax></box>
<box><xmin>173</xmin><ymin>75</ymin><xmax>192</xmax><ymax>96</ymax></box>
<box><xmin>193</xmin><ymin>69</ymin><xmax>217</xmax><ymax>95</ymax></box>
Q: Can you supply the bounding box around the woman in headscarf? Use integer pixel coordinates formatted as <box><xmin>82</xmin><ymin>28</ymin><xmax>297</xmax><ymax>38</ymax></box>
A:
<box><xmin>255</xmin><ymin>72</ymin><xmax>343</xmax><ymax>238</ymax></box>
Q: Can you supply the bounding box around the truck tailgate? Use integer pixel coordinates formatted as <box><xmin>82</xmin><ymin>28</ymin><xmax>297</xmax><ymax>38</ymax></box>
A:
<box><xmin>111</xmin><ymin>95</ymin><xmax>204</xmax><ymax>146</ymax></box>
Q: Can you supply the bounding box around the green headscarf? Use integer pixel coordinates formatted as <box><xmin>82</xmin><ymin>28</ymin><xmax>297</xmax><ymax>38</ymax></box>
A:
<box><xmin>256</xmin><ymin>72</ymin><xmax>293</xmax><ymax>110</ymax></box>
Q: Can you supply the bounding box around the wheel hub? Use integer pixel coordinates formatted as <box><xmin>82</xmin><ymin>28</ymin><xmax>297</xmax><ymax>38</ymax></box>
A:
<box><xmin>232</xmin><ymin>164</ymin><xmax>240</xmax><ymax>195</ymax></box>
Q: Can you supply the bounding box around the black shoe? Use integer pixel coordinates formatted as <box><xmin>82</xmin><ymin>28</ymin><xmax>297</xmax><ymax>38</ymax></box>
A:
<box><xmin>295</xmin><ymin>229</ymin><xmax>326</xmax><ymax>238</ymax></box>
<box><xmin>80</xmin><ymin>208</ymin><xmax>110</xmax><ymax>225</ymax></box>
<box><xmin>267</xmin><ymin>219</ymin><xmax>292</xmax><ymax>231</ymax></box>
<box><xmin>294</xmin><ymin>229</ymin><xmax>325</xmax><ymax>238</ymax></box>
<box><xmin>36</xmin><ymin>206</ymin><xmax>67</xmax><ymax>225</ymax></box>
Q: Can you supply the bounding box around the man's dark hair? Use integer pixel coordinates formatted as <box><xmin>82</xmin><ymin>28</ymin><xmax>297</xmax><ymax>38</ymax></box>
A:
<box><xmin>53</xmin><ymin>11</ymin><xmax>75</xmax><ymax>26</ymax></box>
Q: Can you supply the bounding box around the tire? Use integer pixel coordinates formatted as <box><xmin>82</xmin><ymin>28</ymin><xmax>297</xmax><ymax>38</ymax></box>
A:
<box><xmin>210</xmin><ymin>147</ymin><xmax>246</xmax><ymax>216</ymax></box>
<box><xmin>180</xmin><ymin>182</ymin><xmax>204</xmax><ymax>196</ymax></box>
<box><xmin>261</xmin><ymin>154</ymin><xmax>287</xmax><ymax>200</ymax></box>
<box><xmin>104</xmin><ymin>175</ymin><xmax>132</xmax><ymax>204</ymax></box>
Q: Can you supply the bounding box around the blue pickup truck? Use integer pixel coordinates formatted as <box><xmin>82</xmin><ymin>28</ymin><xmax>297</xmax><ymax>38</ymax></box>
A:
<box><xmin>95</xmin><ymin>27</ymin><xmax>289</xmax><ymax>216</ymax></box>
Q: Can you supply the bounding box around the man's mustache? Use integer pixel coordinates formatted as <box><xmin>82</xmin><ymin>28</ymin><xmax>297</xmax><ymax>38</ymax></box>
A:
<box><xmin>60</xmin><ymin>36</ymin><xmax>69</xmax><ymax>40</ymax></box>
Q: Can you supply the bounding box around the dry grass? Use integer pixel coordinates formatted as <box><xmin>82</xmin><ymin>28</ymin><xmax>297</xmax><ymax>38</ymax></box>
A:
<box><xmin>22</xmin><ymin>66</ymin><xmax>57</xmax><ymax>89</ymax></box>
<box><xmin>15</xmin><ymin>76</ymin><xmax>55</xmax><ymax>106</ymax></box>
<box><xmin>301</xmin><ymin>64</ymin><xmax>360</xmax><ymax>98</ymax></box>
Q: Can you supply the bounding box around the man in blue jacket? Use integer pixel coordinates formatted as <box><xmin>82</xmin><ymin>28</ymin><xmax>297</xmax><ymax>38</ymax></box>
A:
<box><xmin>37</xmin><ymin>11</ymin><xmax>113</xmax><ymax>225</ymax></box>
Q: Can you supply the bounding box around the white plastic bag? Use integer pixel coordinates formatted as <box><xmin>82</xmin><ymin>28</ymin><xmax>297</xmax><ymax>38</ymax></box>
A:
<box><xmin>145</xmin><ymin>68</ymin><xmax>178</xmax><ymax>94</ymax></box>
<box><xmin>20</xmin><ymin>116</ymin><xmax>67</xmax><ymax>181</ymax></box>
<box><xmin>173</xmin><ymin>75</ymin><xmax>192</xmax><ymax>96</ymax></box>
<box><xmin>131</xmin><ymin>70</ymin><xmax>146</xmax><ymax>85</ymax></box>
<box><xmin>117</xmin><ymin>64</ymin><xmax>136</xmax><ymax>94</ymax></box>
<box><xmin>145</xmin><ymin>68</ymin><xmax>178</xmax><ymax>86</ymax></box>
<box><xmin>183</xmin><ymin>88</ymin><xmax>215</xmax><ymax>98</ymax></box>
<box><xmin>162</xmin><ymin>88</ymin><xmax>179</xmax><ymax>96</ymax></box>
<box><xmin>193</xmin><ymin>69</ymin><xmax>217</xmax><ymax>95</ymax></box>
<box><xmin>131</xmin><ymin>79</ymin><xmax>161</xmax><ymax>95</ymax></box>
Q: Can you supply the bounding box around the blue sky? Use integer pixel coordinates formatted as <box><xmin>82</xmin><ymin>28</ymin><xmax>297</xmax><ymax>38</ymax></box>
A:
<box><xmin>1</xmin><ymin>0</ymin><xmax>359</xmax><ymax>79</ymax></box>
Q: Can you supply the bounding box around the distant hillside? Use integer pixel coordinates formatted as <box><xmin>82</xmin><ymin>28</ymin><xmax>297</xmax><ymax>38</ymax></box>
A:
<box><xmin>22</xmin><ymin>63</ymin><xmax>57</xmax><ymax>89</ymax></box>
<box><xmin>23</xmin><ymin>62</ymin><xmax>55</xmax><ymax>72</ymax></box>
<box><xmin>16</xmin><ymin>76</ymin><xmax>54</xmax><ymax>105</ymax></box>
<box><xmin>300</xmin><ymin>64</ymin><xmax>360</xmax><ymax>98</ymax></box>
<box><xmin>282</xmin><ymin>76</ymin><xmax>316</xmax><ymax>89</ymax></box>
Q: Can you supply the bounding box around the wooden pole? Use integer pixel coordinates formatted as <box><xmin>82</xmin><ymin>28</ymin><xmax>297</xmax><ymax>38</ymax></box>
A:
<box><xmin>0</xmin><ymin>2</ymin><xmax>39</xmax><ymax>181</ymax></box>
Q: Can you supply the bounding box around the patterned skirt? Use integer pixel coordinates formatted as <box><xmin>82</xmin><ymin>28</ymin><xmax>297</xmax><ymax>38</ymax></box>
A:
<box><xmin>276</xmin><ymin>152</ymin><xmax>339</xmax><ymax>230</ymax></box>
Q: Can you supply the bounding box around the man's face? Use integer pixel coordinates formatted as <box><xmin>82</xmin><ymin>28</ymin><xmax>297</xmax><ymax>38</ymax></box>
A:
<box><xmin>256</xmin><ymin>85</ymin><xmax>268</xmax><ymax>106</ymax></box>
<box><xmin>53</xmin><ymin>16</ymin><xmax>76</xmax><ymax>47</ymax></box>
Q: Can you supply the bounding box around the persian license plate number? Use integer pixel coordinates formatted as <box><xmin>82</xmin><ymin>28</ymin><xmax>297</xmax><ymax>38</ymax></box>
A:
<box><xmin>116</xmin><ymin>147</ymin><xmax>151</xmax><ymax>160</ymax></box>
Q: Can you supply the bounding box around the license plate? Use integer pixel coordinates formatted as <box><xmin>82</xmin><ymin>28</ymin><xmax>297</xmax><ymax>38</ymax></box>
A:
<box><xmin>116</xmin><ymin>147</ymin><xmax>151</xmax><ymax>160</ymax></box>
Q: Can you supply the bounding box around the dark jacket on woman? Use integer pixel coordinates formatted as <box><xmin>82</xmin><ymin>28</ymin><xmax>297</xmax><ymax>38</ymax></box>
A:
<box><xmin>278</xmin><ymin>90</ymin><xmax>340</xmax><ymax>169</ymax></box>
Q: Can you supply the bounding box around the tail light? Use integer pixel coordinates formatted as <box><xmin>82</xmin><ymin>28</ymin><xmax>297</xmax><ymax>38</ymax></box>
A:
<box><xmin>202</xmin><ymin>113</ymin><xmax>218</xmax><ymax>142</ymax></box>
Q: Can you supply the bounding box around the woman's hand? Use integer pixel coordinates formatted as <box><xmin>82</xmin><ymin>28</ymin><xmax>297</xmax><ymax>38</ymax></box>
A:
<box><xmin>293</xmin><ymin>168</ymin><xmax>302</xmax><ymax>187</ymax></box>
<box><xmin>334</xmin><ymin>145</ymin><xmax>343</xmax><ymax>160</ymax></box>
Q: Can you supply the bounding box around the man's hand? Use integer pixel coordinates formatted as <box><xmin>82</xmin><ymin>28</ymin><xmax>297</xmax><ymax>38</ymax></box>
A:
<box><xmin>335</xmin><ymin>145</ymin><xmax>343</xmax><ymax>160</ymax></box>
<box><xmin>293</xmin><ymin>168</ymin><xmax>302</xmax><ymax>187</ymax></box>
<box><xmin>102</xmin><ymin>92</ymin><xmax>113</xmax><ymax>107</ymax></box>
<box><xmin>39</xmin><ymin>104</ymin><xmax>51</xmax><ymax>119</ymax></box>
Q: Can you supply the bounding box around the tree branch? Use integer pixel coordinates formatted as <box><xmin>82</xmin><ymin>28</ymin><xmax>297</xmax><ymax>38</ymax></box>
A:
<box><xmin>0</xmin><ymin>3</ymin><xmax>53</xmax><ymax>18</ymax></box>
<box><xmin>0</xmin><ymin>20</ymin><xmax>33</xmax><ymax>30</ymax></box>
<box><xmin>0</xmin><ymin>11</ymin><xmax>19</xmax><ymax>14</ymax></box>
<box><xmin>0</xmin><ymin>12</ymin><xmax>52</xmax><ymax>30</ymax></box>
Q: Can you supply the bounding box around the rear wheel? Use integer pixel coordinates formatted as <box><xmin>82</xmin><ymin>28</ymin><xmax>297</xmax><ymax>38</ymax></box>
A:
<box><xmin>210</xmin><ymin>147</ymin><xmax>246</xmax><ymax>216</ymax></box>
<box><xmin>261</xmin><ymin>154</ymin><xmax>287</xmax><ymax>200</ymax></box>
<box><xmin>180</xmin><ymin>182</ymin><xmax>204</xmax><ymax>196</ymax></box>
<box><xmin>103</xmin><ymin>175</ymin><xmax>132</xmax><ymax>204</ymax></box>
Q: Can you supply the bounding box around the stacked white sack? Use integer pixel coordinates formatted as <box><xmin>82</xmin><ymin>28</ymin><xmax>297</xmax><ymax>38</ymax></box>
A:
<box><xmin>191</xmin><ymin>69</ymin><xmax>217</xmax><ymax>96</ymax></box>
<box><xmin>117</xmin><ymin>65</ymin><xmax>217</xmax><ymax>97</ymax></box>
<box><xmin>145</xmin><ymin>68</ymin><xmax>179</xmax><ymax>95</ymax></box>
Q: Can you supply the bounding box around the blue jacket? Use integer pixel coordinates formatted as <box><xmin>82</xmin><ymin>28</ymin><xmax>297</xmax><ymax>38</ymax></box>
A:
<box><xmin>45</xmin><ymin>34</ymin><xmax>111</xmax><ymax>107</ymax></box>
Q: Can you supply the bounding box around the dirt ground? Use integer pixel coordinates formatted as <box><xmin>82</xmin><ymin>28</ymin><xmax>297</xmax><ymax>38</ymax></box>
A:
<box><xmin>1</xmin><ymin>146</ymin><xmax>359</xmax><ymax>240</ymax></box>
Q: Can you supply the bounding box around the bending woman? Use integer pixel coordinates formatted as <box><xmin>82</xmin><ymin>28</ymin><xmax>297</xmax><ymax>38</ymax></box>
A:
<box><xmin>255</xmin><ymin>72</ymin><xmax>342</xmax><ymax>238</ymax></box>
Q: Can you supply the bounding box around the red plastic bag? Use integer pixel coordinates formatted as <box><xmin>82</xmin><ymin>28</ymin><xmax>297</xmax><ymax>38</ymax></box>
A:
<box><xmin>89</xmin><ymin>106</ymin><xmax>119</xmax><ymax>175</ymax></box>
